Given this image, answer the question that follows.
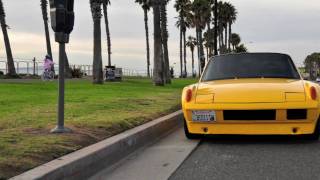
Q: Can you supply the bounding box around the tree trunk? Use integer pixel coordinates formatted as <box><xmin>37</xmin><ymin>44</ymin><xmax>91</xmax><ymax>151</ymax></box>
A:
<box><xmin>143</xmin><ymin>8</ymin><xmax>151</xmax><ymax>78</ymax></box>
<box><xmin>198</xmin><ymin>28</ymin><xmax>205</xmax><ymax>74</ymax></box>
<box><xmin>225</xmin><ymin>26</ymin><xmax>228</xmax><ymax>49</ymax></box>
<box><xmin>207</xmin><ymin>21</ymin><xmax>212</xmax><ymax>56</ymax></box>
<box><xmin>160</xmin><ymin>3</ymin><xmax>170</xmax><ymax>84</ymax></box>
<box><xmin>183</xmin><ymin>30</ymin><xmax>187</xmax><ymax>77</ymax></box>
<box><xmin>206</xmin><ymin>47</ymin><xmax>209</xmax><ymax>61</ymax></box>
<box><xmin>213</xmin><ymin>0</ymin><xmax>218</xmax><ymax>55</ymax></box>
<box><xmin>64</xmin><ymin>51</ymin><xmax>72</xmax><ymax>78</ymax></box>
<box><xmin>191</xmin><ymin>49</ymin><xmax>195</xmax><ymax>77</ymax></box>
<box><xmin>92</xmin><ymin>18</ymin><xmax>103</xmax><ymax>84</ymax></box>
<box><xmin>152</xmin><ymin>0</ymin><xmax>164</xmax><ymax>86</ymax></box>
<box><xmin>196</xmin><ymin>29</ymin><xmax>200</xmax><ymax>77</ymax></box>
<box><xmin>179</xmin><ymin>26</ymin><xmax>183</xmax><ymax>78</ymax></box>
<box><xmin>0</xmin><ymin>0</ymin><xmax>16</xmax><ymax>76</ymax></box>
<box><xmin>1</xmin><ymin>22</ymin><xmax>16</xmax><ymax>76</ymax></box>
<box><xmin>102</xmin><ymin>2</ymin><xmax>112</xmax><ymax>66</ymax></box>
<box><xmin>228</xmin><ymin>22</ymin><xmax>232</xmax><ymax>51</ymax></box>
<box><xmin>41</xmin><ymin>0</ymin><xmax>52</xmax><ymax>58</ymax></box>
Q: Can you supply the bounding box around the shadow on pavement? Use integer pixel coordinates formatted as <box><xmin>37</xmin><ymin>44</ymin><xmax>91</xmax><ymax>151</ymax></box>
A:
<box><xmin>200</xmin><ymin>134</ymin><xmax>319</xmax><ymax>145</ymax></box>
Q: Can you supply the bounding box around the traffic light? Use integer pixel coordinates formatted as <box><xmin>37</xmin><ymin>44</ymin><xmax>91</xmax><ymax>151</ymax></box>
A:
<box><xmin>49</xmin><ymin>0</ymin><xmax>74</xmax><ymax>35</ymax></box>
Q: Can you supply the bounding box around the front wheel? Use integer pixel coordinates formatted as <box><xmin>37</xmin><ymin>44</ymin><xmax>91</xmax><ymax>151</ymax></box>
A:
<box><xmin>184</xmin><ymin>119</ymin><xmax>202</xmax><ymax>139</ymax></box>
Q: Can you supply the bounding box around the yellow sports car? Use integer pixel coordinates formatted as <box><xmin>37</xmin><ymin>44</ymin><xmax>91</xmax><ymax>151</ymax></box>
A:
<box><xmin>182</xmin><ymin>53</ymin><xmax>320</xmax><ymax>140</ymax></box>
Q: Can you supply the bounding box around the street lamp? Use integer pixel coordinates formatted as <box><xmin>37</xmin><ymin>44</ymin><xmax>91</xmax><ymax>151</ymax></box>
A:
<box><xmin>49</xmin><ymin>0</ymin><xmax>74</xmax><ymax>133</ymax></box>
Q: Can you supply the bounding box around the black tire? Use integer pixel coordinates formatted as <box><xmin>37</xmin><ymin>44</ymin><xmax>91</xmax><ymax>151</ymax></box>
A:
<box><xmin>305</xmin><ymin>119</ymin><xmax>320</xmax><ymax>141</ymax></box>
<box><xmin>184</xmin><ymin>120</ymin><xmax>202</xmax><ymax>139</ymax></box>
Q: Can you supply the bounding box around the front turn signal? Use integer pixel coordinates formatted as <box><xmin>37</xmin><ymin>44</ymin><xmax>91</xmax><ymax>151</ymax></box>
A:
<box><xmin>186</xmin><ymin>89</ymin><xmax>193</xmax><ymax>102</ymax></box>
<box><xmin>310</xmin><ymin>86</ymin><xmax>317</xmax><ymax>100</ymax></box>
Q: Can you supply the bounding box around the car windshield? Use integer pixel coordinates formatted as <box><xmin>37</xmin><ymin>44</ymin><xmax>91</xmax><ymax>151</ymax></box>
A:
<box><xmin>201</xmin><ymin>53</ymin><xmax>301</xmax><ymax>81</ymax></box>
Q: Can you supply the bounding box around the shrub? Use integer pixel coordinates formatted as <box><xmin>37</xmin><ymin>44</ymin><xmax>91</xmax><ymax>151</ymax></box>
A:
<box><xmin>71</xmin><ymin>68</ymin><xmax>84</xmax><ymax>78</ymax></box>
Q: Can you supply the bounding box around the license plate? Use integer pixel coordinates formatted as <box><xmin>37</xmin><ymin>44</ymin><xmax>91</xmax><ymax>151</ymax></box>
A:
<box><xmin>192</xmin><ymin>110</ymin><xmax>216</xmax><ymax>122</ymax></box>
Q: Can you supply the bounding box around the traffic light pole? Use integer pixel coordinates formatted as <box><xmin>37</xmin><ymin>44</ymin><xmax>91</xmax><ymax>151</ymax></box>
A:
<box><xmin>51</xmin><ymin>33</ymin><xmax>71</xmax><ymax>133</ymax></box>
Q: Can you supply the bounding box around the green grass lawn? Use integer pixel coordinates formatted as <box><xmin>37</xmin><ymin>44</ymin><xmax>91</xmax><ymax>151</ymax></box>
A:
<box><xmin>0</xmin><ymin>78</ymin><xmax>196</xmax><ymax>179</ymax></box>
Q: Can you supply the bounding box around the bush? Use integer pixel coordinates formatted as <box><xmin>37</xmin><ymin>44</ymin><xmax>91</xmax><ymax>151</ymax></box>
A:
<box><xmin>0</xmin><ymin>71</ymin><xmax>3</xmax><ymax>76</ymax></box>
<box><xmin>71</xmin><ymin>68</ymin><xmax>84</xmax><ymax>78</ymax></box>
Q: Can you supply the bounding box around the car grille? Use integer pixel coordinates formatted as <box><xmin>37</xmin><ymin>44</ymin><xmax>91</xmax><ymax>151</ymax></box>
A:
<box><xmin>223</xmin><ymin>110</ymin><xmax>276</xmax><ymax>121</ymax></box>
<box><xmin>287</xmin><ymin>109</ymin><xmax>307</xmax><ymax>120</ymax></box>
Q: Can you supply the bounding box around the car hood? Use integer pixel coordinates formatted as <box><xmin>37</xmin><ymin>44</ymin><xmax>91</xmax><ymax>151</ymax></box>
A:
<box><xmin>196</xmin><ymin>78</ymin><xmax>306</xmax><ymax>103</ymax></box>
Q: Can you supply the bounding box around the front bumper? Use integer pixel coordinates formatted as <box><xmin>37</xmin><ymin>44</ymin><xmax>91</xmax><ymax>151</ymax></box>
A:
<box><xmin>186</xmin><ymin>121</ymin><xmax>317</xmax><ymax>135</ymax></box>
<box><xmin>183</xmin><ymin>102</ymin><xmax>320</xmax><ymax>135</ymax></box>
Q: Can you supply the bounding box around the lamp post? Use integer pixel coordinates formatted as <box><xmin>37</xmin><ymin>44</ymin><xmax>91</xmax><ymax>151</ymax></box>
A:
<box><xmin>49</xmin><ymin>0</ymin><xmax>75</xmax><ymax>133</ymax></box>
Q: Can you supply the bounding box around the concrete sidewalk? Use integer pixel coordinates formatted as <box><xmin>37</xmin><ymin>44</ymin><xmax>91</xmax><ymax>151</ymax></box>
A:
<box><xmin>90</xmin><ymin>128</ymin><xmax>200</xmax><ymax>180</ymax></box>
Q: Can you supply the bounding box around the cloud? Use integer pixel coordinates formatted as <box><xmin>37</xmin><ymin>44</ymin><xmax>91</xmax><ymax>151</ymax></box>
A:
<box><xmin>0</xmin><ymin>0</ymin><xmax>319</xmax><ymax>74</ymax></box>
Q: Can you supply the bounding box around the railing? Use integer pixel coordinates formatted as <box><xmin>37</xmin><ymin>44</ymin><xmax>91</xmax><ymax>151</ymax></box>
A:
<box><xmin>0</xmin><ymin>57</ymin><xmax>151</xmax><ymax>77</ymax></box>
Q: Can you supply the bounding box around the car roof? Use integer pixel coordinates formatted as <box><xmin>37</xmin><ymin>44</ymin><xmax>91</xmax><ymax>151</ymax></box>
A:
<box><xmin>211</xmin><ymin>52</ymin><xmax>291</xmax><ymax>59</ymax></box>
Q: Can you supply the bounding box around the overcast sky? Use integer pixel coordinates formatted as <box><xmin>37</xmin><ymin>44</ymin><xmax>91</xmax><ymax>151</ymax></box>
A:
<box><xmin>0</xmin><ymin>0</ymin><xmax>319</xmax><ymax>72</ymax></box>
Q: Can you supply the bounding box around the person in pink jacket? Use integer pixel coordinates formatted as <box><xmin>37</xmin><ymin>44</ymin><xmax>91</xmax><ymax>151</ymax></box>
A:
<box><xmin>43</xmin><ymin>55</ymin><xmax>54</xmax><ymax>72</ymax></box>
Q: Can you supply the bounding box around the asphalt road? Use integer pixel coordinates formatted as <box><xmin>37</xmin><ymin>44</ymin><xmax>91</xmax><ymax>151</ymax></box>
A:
<box><xmin>169</xmin><ymin>136</ymin><xmax>320</xmax><ymax>180</ymax></box>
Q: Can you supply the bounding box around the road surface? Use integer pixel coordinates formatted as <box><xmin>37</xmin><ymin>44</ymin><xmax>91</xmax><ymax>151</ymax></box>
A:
<box><xmin>91</xmin><ymin>128</ymin><xmax>320</xmax><ymax>180</ymax></box>
<box><xmin>170</xmin><ymin>136</ymin><xmax>320</xmax><ymax>180</ymax></box>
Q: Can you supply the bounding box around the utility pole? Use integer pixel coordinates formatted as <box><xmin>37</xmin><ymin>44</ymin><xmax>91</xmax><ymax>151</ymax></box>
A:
<box><xmin>49</xmin><ymin>0</ymin><xmax>75</xmax><ymax>133</ymax></box>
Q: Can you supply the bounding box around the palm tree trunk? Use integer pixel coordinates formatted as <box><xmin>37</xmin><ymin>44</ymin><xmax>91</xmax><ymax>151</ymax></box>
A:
<box><xmin>1</xmin><ymin>23</ymin><xmax>16</xmax><ymax>76</ymax></box>
<box><xmin>64</xmin><ymin>51</ymin><xmax>72</xmax><ymax>78</ymax></box>
<box><xmin>207</xmin><ymin>21</ymin><xmax>212</xmax><ymax>56</ymax></box>
<box><xmin>225</xmin><ymin>26</ymin><xmax>228</xmax><ymax>49</ymax></box>
<box><xmin>0</xmin><ymin>0</ymin><xmax>16</xmax><ymax>76</ymax></box>
<box><xmin>152</xmin><ymin>0</ymin><xmax>164</xmax><ymax>86</ymax></box>
<box><xmin>213</xmin><ymin>0</ymin><xmax>218</xmax><ymax>55</ymax></box>
<box><xmin>228</xmin><ymin>22</ymin><xmax>232</xmax><ymax>51</ymax></box>
<box><xmin>179</xmin><ymin>27</ymin><xmax>183</xmax><ymax>78</ymax></box>
<box><xmin>41</xmin><ymin>0</ymin><xmax>52</xmax><ymax>58</ymax></box>
<box><xmin>143</xmin><ymin>8</ymin><xmax>151</xmax><ymax>78</ymax></box>
<box><xmin>102</xmin><ymin>2</ymin><xmax>111</xmax><ymax>66</ymax></box>
<box><xmin>183</xmin><ymin>30</ymin><xmax>187</xmax><ymax>77</ymax></box>
<box><xmin>196</xmin><ymin>29</ymin><xmax>200</xmax><ymax>77</ymax></box>
<box><xmin>90</xmin><ymin>1</ymin><xmax>104</xmax><ymax>83</ymax></box>
<box><xmin>198</xmin><ymin>28</ymin><xmax>205</xmax><ymax>74</ymax></box>
<box><xmin>160</xmin><ymin>3</ymin><xmax>170</xmax><ymax>84</ymax></box>
<box><xmin>206</xmin><ymin>47</ymin><xmax>209</xmax><ymax>61</ymax></box>
<box><xmin>191</xmin><ymin>49</ymin><xmax>195</xmax><ymax>77</ymax></box>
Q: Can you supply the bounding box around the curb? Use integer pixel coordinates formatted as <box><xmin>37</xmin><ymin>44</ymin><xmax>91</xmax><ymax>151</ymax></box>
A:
<box><xmin>11</xmin><ymin>110</ymin><xmax>183</xmax><ymax>180</ymax></box>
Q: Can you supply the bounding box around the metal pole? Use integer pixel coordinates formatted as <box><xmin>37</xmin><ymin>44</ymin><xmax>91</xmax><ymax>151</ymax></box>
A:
<box><xmin>51</xmin><ymin>42</ymin><xmax>71</xmax><ymax>133</ymax></box>
<box><xmin>33</xmin><ymin>57</ymin><xmax>35</xmax><ymax>76</ymax></box>
<box><xmin>58</xmin><ymin>43</ymin><xmax>65</xmax><ymax>129</ymax></box>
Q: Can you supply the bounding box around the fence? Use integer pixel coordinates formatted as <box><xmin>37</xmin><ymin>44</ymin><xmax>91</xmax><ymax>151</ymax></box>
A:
<box><xmin>0</xmin><ymin>57</ymin><xmax>151</xmax><ymax>77</ymax></box>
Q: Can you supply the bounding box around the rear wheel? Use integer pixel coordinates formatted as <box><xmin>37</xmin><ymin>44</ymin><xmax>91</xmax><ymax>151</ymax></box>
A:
<box><xmin>184</xmin><ymin>119</ymin><xmax>202</xmax><ymax>139</ymax></box>
<box><xmin>305</xmin><ymin>119</ymin><xmax>320</xmax><ymax>141</ymax></box>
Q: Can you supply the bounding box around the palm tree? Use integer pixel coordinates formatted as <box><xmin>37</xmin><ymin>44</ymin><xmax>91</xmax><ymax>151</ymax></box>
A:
<box><xmin>175</xmin><ymin>0</ymin><xmax>191</xmax><ymax>78</ymax></box>
<box><xmin>235</xmin><ymin>44</ymin><xmax>247</xmax><ymax>53</ymax></box>
<box><xmin>225</xmin><ymin>2</ymin><xmax>237</xmax><ymax>51</ymax></box>
<box><xmin>217</xmin><ymin>1</ymin><xmax>227</xmax><ymax>53</ymax></box>
<box><xmin>90</xmin><ymin>0</ymin><xmax>104</xmax><ymax>84</ymax></box>
<box><xmin>0</xmin><ymin>0</ymin><xmax>16</xmax><ymax>76</ymax></box>
<box><xmin>152</xmin><ymin>0</ymin><xmax>164</xmax><ymax>86</ymax></box>
<box><xmin>190</xmin><ymin>0</ymin><xmax>211</xmax><ymax>73</ymax></box>
<box><xmin>186</xmin><ymin>36</ymin><xmax>196</xmax><ymax>77</ymax></box>
<box><xmin>102</xmin><ymin>0</ymin><xmax>112</xmax><ymax>66</ymax></box>
<box><xmin>40</xmin><ymin>0</ymin><xmax>52</xmax><ymax>58</ymax></box>
<box><xmin>136</xmin><ymin>0</ymin><xmax>151</xmax><ymax>77</ymax></box>
<box><xmin>230</xmin><ymin>33</ymin><xmax>241</xmax><ymax>50</ymax></box>
<box><xmin>160</xmin><ymin>0</ymin><xmax>171</xmax><ymax>83</ymax></box>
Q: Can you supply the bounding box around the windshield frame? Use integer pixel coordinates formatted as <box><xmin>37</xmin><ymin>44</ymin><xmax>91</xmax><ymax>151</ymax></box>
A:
<box><xmin>200</xmin><ymin>53</ymin><xmax>302</xmax><ymax>82</ymax></box>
